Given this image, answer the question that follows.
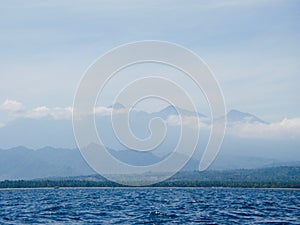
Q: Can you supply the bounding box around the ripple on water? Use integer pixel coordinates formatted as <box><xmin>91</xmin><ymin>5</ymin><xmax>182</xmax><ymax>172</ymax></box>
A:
<box><xmin>0</xmin><ymin>188</ymin><xmax>299</xmax><ymax>224</ymax></box>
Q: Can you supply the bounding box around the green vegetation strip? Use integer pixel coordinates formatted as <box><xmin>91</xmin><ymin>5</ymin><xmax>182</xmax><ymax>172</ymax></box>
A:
<box><xmin>1</xmin><ymin>167</ymin><xmax>299</xmax><ymax>188</ymax></box>
<box><xmin>0</xmin><ymin>180</ymin><xmax>300</xmax><ymax>189</ymax></box>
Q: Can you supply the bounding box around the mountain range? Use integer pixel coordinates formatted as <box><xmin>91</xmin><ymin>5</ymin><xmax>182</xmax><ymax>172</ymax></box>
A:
<box><xmin>0</xmin><ymin>145</ymin><xmax>299</xmax><ymax>181</ymax></box>
<box><xmin>0</xmin><ymin>106</ymin><xmax>299</xmax><ymax>180</ymax></box>
<box><xmin>0</xmin><ymin>105</ymin><xmax>267</xmax><ymax>149</ymax></box>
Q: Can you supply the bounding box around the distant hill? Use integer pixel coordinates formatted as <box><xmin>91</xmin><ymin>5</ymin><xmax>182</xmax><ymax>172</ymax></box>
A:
<box><xmin>170</xmin><ymin>166</ymin><xmax>300</xmax><ymax>183</ymax></box>
<box><xmin>0</xmin><ymin>146</ymin><xmax>94</xmax><ymax>180</ymax></box>
<box><xmin>153</xmin><ymin>105</ymin><xmax>207</xmax><ymax>119</ymax></box>
<box><xmin>227</xmin><ymin>109</ymin><xmax>268</xmax><ymax>124</ymax></box>
<box><xmin>0</xmin><ymin>108</ymin><xmax>267</xmax><ymax>149</ymax></box>
<box><xmin>0</xmin><ymin>107</ymin><xmax>299</xmax><ymax>180</ymax></box>
<box><xmin>49</xmin><ymin>166</ymin><xmax>300</xmax><ymax>184</ymax></box>
<box><xmin>1</xmin><ymin>166</ymin><xmax>299</xmax><ymax>188</ymax></box>
<box><xmin>0</xmin><ymin>146</ymin><xmax>299</xmax><ymax>181</ymax></box>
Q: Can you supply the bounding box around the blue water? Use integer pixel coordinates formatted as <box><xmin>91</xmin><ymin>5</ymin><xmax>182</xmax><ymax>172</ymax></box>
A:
<box><xmin>0</xmin><ymin>188</ymin><xmax>299</xmax><ymax>224</ymax></box>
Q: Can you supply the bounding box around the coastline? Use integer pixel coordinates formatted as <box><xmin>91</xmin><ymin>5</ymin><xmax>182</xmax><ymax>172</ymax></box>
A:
<box><xmin>1</xmin><ymin>180</ymin><xmax>300</xmax><ymax>190</ymax></box>
<box><xmin>1</xmin><ymin>186</ymin><xmax>300</xmax><ymax>191</ymax></box>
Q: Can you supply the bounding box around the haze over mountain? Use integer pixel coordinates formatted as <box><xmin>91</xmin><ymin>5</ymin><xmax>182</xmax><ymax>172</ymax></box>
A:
<box><xmin>0</xmin><ymin>106</ymin><xmax>299</xmax><ymax>180</ymax></box>
<box><xmin>0</xmin><ymin>106</ymin><xmax>268</xmax><ymax>149</ymax></box>
<box><xmin>1</xmin><ymin>144</ymin><xmax>299</xmax><ymax>180</ymax></box>
<box><xmin>226</xmin><ymin>109</ymin><xmax>268</xmax><ymax>124</ymax></box>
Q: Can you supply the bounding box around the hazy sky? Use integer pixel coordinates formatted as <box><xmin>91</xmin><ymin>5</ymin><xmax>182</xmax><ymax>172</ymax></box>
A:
<box><xmin>0</xmin><ymin>0</ymin><xmax>299</xmax><ymax>124</ymax></box>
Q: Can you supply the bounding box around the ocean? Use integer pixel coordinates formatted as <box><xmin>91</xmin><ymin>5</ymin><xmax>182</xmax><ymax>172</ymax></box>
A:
<box><xmin>0</xmin><ymin>187</ymin><xmax>299</xmax><ymax>224</ymax></box>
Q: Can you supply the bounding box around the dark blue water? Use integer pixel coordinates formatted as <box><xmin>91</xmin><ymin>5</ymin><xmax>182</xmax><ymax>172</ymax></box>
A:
<box><xmin>0</xmin><ymin>188</ymin><xmax>299</xmax><ymax>224</ymax></box>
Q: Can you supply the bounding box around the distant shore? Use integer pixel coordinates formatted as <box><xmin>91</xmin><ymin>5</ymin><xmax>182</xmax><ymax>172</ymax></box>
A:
<box><xmin>1</xmin><ymin>180</ymin><xmax>300</xmax><ymax>189</ymax></box>
<box><xmin>1</xmin><ymin>166</ymin><xmax>299</xmax><ymax>189</ymax></box>
<box><xmin>1</xmin><ymin>186</ymin><xmax>300</xmax><ymax>191</ymax></box>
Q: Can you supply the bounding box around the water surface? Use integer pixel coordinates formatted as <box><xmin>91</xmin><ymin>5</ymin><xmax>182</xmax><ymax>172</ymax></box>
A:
<box><xmin>0</xmin><ymin>188</ymin><xmax>299</xmax><ymax>224</ymax></box>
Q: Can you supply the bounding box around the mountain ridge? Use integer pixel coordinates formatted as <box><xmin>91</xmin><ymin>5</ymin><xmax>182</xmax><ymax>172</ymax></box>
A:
<box><xmin>1</xmin><ymin>145</ymin><xmax>299</xmax><ymax>180</ymax></box>
<box><xmin>0</xmin><ymin>108</ymin><xmax>267</xmax><ymax>149</ymax></box>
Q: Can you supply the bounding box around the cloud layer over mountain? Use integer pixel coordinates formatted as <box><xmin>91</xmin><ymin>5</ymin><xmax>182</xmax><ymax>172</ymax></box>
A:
<box><xmin>1</xmin><ymin>99</ymin><xmax>300</xmax><ymax>148</ymax></box>
<box><xmin>0</xmin><ymin>100</ymin><xmax>299</xmax><ymax>180</ymax></box>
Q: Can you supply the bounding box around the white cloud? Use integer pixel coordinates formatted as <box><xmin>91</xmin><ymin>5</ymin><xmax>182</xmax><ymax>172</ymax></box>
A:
<box><xmin>26</xmin><ymin>106</ymin><xmax>73</xmax><ymax>119</ymax></box>
<box><xmin>51</xmin><ymin>107</ymin><xmax>73</xmax><ymax>119</ymax></box>
<box><xmin>227</xmin><ymin>118</ymin><xmax>300</xmax><ymax>140</ymax></box>
<box><xmin>27</xmin><ymin>106</ymin><xmax>49</xmax><ymax>118</ymax></box>
<box><xmin>1</xmin><ymin>99</ymin><xmax>299</xmax><ymax>141</ymax></box>
<box><xmin>25</xmin><ymin>105</ymin><xmax>127</xmax><ymax>119</ymax></box>
<box><xmin>0</xmin><ymin>99</ymin><xmax>24</xmax><ymax>112</ymax></box>
<box><xmin>167</xmin><ymin>115</ymin><xmax>300</xmax><ymax>140</ymax></box>
<box><xmin>94</xmin><ymin>106</ymin><xmax>130</xmax><ymax>116</ymax></box>
<box><xmin>0</xmin><ymin>100</ymin><xmax>73</xmax><ymax>120</ymax></box>
<box><xmin>94</xmin><ymin>106</ymin><xmax>113</xmax><ymax>116</ymax></box>
<box><xmin>167</xmin><ymin>115</ymin><xmax>210</xmax><ymax>129</ymax></box>
<box><xmin>0</xmin><ymin>102</ymin><xmax>127</xmax><ymax>120</ymax></box>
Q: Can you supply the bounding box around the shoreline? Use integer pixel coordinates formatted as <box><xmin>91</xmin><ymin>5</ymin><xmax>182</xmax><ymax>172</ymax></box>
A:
<box><xmin>1</xmin><ymin>186</ymin><xmax>300</xmax><ymax>191</ymax></box>
<box><xmin>1</xmin><ymin>166</ymin><xmax>299</xmax><ymax>189</ymax></box>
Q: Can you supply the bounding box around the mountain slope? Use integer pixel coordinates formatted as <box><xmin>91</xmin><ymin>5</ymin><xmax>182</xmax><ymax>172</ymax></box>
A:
<box><xmin>0</xmin><ymin>108</ymin><xmax>267</xmax><ymax>149</ymax></box>
<box><xmin>0</xmin><ymin>146</ymin><xmax>94</xmax><ymax>180</ymax></box>
<box><xmin>1</xmin><ymin>145</ymin><xmax>299</xmax><ymax>180</ymax></box>
<box><xmin>227</xmin><ymin>109</ymin><xmax>268</xmax><ymax>124</ymax></box>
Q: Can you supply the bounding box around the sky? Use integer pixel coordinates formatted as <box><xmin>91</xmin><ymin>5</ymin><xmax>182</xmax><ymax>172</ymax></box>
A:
<box><xmin>0</xmin><ymin>0</ymin><xmax>299</xmax><ymax>126</ymax></box>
